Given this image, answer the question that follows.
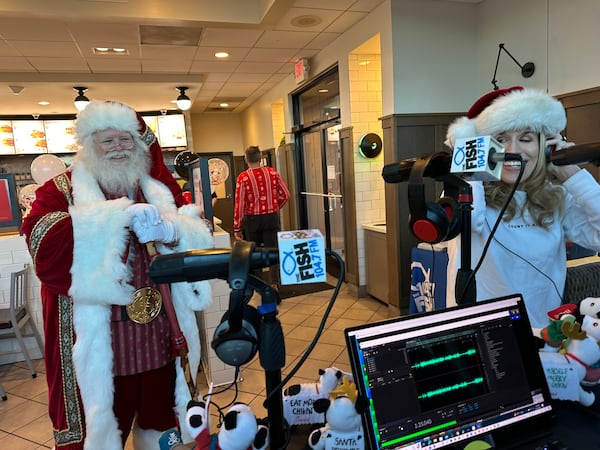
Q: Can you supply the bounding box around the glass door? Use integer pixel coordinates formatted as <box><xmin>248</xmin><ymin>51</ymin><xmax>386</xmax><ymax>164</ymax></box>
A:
<box><xmin>300</xmin><ymin>124</ymin><xmax>345</xmax><ymax>272</ymax></box>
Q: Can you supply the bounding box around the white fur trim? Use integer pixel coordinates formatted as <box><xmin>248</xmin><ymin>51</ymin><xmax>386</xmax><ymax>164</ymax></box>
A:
<box><xmin>73</xmin><ymin>304</ymin><xmax>122</xmax><ymax>450</ymax></box>
<box><xmin>69</xmin><ymin>164</ymin><xmax>135</xmax><ymax>305</ymax></box>
<box><xmin>68</xmin><ymin>161</ymin><xmax>214</xmax><ymax>450</ymax></box>
<box><xmin>76</xmin><ymin>101</ymin><xmax>140</xmax><ymax>144</ymax></box>
<box><xmin>446</xmin><ymin>89</ymin><xmax>566</xmax><ymax>147</ymax></box>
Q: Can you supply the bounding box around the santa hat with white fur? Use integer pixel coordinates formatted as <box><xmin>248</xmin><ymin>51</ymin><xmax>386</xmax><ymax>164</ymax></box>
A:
<box><xmin>445</xmin><ymin>86</ymin><xmax>567</xmax><ymax>148</ymax></box>
<box><xmin>75</xmin><ymin>100</ymin><xmax>142</xmax><ymax>146</ymax></box>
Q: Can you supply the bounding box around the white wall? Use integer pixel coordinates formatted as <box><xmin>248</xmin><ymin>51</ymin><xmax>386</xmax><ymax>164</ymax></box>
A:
<box><xmin>189</xmin><ymin>113</ymin><xmax>245</xmax><ymax>155</ymax></box>
<box><xmin>390</xmin><ymin>0</ymin><xmax>479</xmax><ymax>113</ymax></box>
<box><xmin>547</xmin><ymin>0</ymin><xmax>600</xmax><ymax>94</ymax></box>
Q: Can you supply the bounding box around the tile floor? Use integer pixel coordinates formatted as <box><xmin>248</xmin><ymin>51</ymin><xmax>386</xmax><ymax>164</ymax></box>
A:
<box><xmin>0</xmin><ymin>280</ymin><xmax>390</xmax><ymax>449</ymax></box>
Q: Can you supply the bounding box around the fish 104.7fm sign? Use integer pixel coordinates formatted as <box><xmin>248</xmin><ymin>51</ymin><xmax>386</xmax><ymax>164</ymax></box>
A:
<box><xmin>277</xmin><ymin>230</ymin><xmax>326</xmax><ymax>285</ymax></box>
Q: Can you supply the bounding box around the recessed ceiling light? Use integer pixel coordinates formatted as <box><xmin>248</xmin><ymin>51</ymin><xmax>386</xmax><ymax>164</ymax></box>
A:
<box><xmin>215</xmin><ymin>52</ymin><xmax>229</xmax><ymax>58</ymax></box>
<box><xmin>318</xmin><ymin>89</ymin><xmax>329</xmax><ymax>93</ymax></box>
<box><xmin>93</xmin><ymin>47</ymin><xmax>129</xmax><ymax>55</ymax></box>
<box><xmin>219</xmin><ymin>103</ymin><xmax>229</xmax><ymax>107</ymax></box>
<box><xmin>38</xmin><ymin>101</ymin><xmax>49</xmax><ymax>106</ymax></box>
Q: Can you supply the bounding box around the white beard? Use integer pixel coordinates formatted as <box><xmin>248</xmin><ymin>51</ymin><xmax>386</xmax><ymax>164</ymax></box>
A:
<box><xmin>83</xmin><ymin>148</ymin><xmax>150</xmax><ymax>195</ymax></box>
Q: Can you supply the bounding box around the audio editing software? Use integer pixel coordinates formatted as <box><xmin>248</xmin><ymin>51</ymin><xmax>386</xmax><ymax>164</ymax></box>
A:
<box><xmin>345</xmin><ymin>296</ymin><xmax>554</xmax><ymax>450</ymax></box>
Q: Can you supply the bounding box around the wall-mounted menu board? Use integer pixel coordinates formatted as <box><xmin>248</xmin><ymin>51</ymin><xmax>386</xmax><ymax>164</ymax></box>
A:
<box><xmin>0</xmin><ymin>119</ymin><xmax>76</xmax><ymax>154</ymax></box>
<box><xmin>0</xmin><ymin>121</ymin><xmax>15</xmax><ymax>155</ymax></box>
<box><xmin>157</xmin><ymin>114</ymin><xmax>187</xmax><ymax>148</ymax></box>
<box><xmin>44</xmin><ymin>120</ymin><xmax>77</xmax><ymax>153</ymax></box>
<box><xmin>142</xmin><ymin>114</ymin><xmax>187</xmax><ymax>150</ymax></box>
<box><xmin>0</xmin><ymin>112</ymin><xmax>187</xmax><ymax>156</ymax></box>
<box><xmin>13</xmin><ymin>120</ymin><xmax>47</xmax><ymax>154</ymax></box>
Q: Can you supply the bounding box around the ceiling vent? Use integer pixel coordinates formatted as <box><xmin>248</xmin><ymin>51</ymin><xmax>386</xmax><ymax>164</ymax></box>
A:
<box><xmin>139</xmin><ymin>25</ymin><xmax>203</xmax><ymax>46</ymax></box>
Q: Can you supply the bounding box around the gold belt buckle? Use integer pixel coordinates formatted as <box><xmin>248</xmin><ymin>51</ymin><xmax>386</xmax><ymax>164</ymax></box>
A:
<box><xmin>126</xmin><ymin>287</ymin><xmax>163</xmax><ymax>324</ymax></box>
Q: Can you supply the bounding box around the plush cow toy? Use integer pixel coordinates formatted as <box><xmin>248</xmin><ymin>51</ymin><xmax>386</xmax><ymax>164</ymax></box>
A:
<box><xmin>184</xmin><ymin>400</ymin><xmax>269</xmax><ymax>450</ymax></box>
<box><xmin>161</xmin><ymin>384</ymin><xmax>269</xmax><ymax>450</ymax></box>
<box><xmin>283</xmin><ymin>366</ymin><xmax>351</xmax><ymax>426</ymax></box>
<box><xmin>307</xmin><ymin>376</ymin><xmax>368</xmax><ymax>450</ymax></box>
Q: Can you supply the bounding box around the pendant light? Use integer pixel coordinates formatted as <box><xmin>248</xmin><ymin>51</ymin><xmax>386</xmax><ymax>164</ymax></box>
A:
<box><xmin>73</xmin><ymin>86</ymin><xmax>90</xmax><ymax>111</ymax></box>
<box><xmin>175</xmin><ymin>86</ymin><xmax>192</xmax><ymax>111</ymax></box>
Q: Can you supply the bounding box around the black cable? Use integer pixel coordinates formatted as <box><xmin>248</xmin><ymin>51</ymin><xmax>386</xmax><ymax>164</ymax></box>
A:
<box><xmin>457</xmin><ymin>161</ymin><xmax>524</xmax><ymax>303</ymax></box>
<box><xmin>262</xmin><ymin>249</ymin><xmax>345</xmax><ymax>408</ymax></box>
<box><xmin>483</xmin><ymin>217</ymin><xmax>564</xmax><ymax>302</ymax></box>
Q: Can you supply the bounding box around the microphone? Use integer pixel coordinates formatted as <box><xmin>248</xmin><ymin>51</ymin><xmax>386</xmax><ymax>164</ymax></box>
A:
<box><xmin>148</xmin><ymin>247</ymin><xmax>278</xmax><ymax>284</ymax></box>
<box><xmin>547</xmin><ymin>142</ymin><xmax>600</xmax><ymax>166</ymax></box>
<box><xmin>149</xmin><ymin>230</ymin><xmax>328</xmax><ymax>286</ymax></box>
<box><xmin>450</xmin><ymin>136</ymin><xmax>521</xmax><ymax>181</ymax></box>
<box><xmin>382</xmin><ymin>152</ymin><xmax>452</xmax><ymax>183</ymax></box>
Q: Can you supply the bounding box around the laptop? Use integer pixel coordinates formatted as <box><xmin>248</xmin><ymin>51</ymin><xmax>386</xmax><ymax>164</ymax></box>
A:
<box><xmin>344</xmin><ymin>294</ymin><xmax>557</xmax><ymax>450</ymax></box>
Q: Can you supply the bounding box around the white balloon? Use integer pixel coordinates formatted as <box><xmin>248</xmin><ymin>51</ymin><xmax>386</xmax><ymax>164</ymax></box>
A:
<box><xmin>31</xmin><ymin>154</ymin><xmax>67</xmax><ymax>185</ymax></box>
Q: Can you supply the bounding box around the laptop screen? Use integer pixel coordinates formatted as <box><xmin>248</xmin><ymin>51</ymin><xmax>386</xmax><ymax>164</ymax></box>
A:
<box><xmin>344</xmin><ymin>294</ymin><xmax>554</xmax><ymax>449</ymax></box>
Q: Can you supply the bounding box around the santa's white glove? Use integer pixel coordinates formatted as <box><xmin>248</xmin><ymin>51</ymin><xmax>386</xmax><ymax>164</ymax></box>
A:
<box><xmin>126</xmin><ymin>203</ymin><xmax>162</xmax><ymax>226</ymax></box>
<box><xmin>127</xmin><ymin>203</ymin><xmax>178</xmax><ymax>244</ymax></box>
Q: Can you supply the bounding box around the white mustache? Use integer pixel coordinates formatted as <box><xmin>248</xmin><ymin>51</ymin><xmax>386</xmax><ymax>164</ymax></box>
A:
<box><xmin>106</xmin><ymin>150</ymin><xmax>132</xmax><ymax>160</ymax></box>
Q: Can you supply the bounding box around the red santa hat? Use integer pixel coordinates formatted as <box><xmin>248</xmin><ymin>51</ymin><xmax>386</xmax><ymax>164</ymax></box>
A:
<box><xmin>75</xmin><ymin>100</ymin><xmax>186</xmax><ymax>205</ymax></box>
<box><xmin>445</xmin><ymin>86</ymin><xmax>566</xmax><ymax>147</ymax></box>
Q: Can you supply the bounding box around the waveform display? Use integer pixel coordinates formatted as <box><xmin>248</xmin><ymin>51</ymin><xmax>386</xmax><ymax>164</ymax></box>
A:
<box><xmin>408</xmin><ymin>336</ymin><xmax>488</xmax><ymax>411</ymax></box>
<box><xmin>418</xmin><ymin>377</ymin><xmax>483</xmax><ymax>400</ymax></box>
<box><xmin>412</xmin><ymin>348</ymin><xmax>477</xmax><ymax>370</ymax></box>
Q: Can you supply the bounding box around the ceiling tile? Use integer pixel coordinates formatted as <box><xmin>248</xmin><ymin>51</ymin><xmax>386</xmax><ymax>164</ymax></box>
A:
<box><xmin>0</xmin><ymin>18</ymin><xmax>73</xmax><ymax>41</ymax></box>
<box><xmin>26</xmin><ymin>57</ymin><xmax>90</xmax><ymax>72</ymax></box>
<box><xmin>200</xmin><ymin>28</ymin><xmax>264</xmax><ymax>47</ymax></box>
<box><xmin>325</xmin><ymin>11</ymin><xmax>368</xmax><ymax>33</ymax></box>
<box><xmin>141</xmin><ymin>45</ymin><xmax>197</xmax><ymax>60</ymax></box>
<box><xmin>235</xmin><ymin>61</ymin><xmax>287</xmax><ymax>74</ymax></box>
<box><xmin>349</xmin><ymin>0</ymin><xmax>388</xmax><ymax>13</ymax></box>
<box><xmin>87</xmin><ymin>59</ymin><xmax>142</xmax><ymax>72</ymax></box>
<box><xmin>0</xmin><ymin>57</ymin><xmax>36</xmax><ymax>72</ymax></box>
<box><xmin>255</xmin><ymin>30</ymin><xmax>317</xmax><ymax>48</ymax></box>
<box><xmin>142</xmin><ymin>60</ymin><xmax>193</xmax><ymax>73</ymax></box>
<box><xmin>0</xmin><ymin>41</ymin><xmax>21</xmax><ymax>57</ymax></box>
<box><xmin>244</xmin><ymin>48</ymin><xmax>299</xmax><ymax>63</ymax></box>
<box><xmin>292</xmin><ymin>0</ymin><xmax>355</xmax><ymax>9</ymax></box>
<box><xmin>189</xmin><ymin>60</ymin><xmax>241</xmax><ymax>73</ymax></box>
<box><xmin>10</xmin><ymin>41</ymin><xmax>82</xmax><ymax>58</ymax></box>
<box><xmin>67</xmin><ymin>22</ymin><xmax>140</xmax><ymax>44</ymax></box>
<box><xmin>305</xmin><ymin>32</ymin><xmax>341</xmax><ymax>50</ymax></box>
<box><xmin>227</xmin><ymin>72</ymin><xmax>272</xmax><ymax>83</ymax></box>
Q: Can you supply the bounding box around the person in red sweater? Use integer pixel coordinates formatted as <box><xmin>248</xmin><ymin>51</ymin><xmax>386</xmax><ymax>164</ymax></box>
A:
<box><xmin>233</xmin><ymin>145</ymin><xmax>290</xmax><ymax>288</ymax></box>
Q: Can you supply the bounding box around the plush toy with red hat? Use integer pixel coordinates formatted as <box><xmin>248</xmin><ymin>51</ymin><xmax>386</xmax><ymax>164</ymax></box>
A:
<box><xmin>539</xmin><ymin>304</ymin><xmax>578</xmax><ymax>351</ymax></box>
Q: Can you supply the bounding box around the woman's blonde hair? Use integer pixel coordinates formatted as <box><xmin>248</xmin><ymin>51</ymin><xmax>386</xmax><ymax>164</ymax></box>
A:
<box><xmin>484</xmin><ymin>134</ymin><xmax>565</xmax><ymax>228</ymax></box>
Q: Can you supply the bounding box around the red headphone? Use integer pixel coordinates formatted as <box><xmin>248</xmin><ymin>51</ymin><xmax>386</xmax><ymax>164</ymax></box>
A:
<box><xmin>408</xmin><ymin>153</ymin><xmax>462</xmax><ymax>244</ymax></box>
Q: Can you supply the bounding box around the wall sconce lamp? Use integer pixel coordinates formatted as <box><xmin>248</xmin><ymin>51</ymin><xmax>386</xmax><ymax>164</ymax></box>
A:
<box><xmin>175</xmin><ymin>86</ymin><xmax>192</xmax><ymax>111</ymax></box>
<box><xmin>491</xmin><ymin>43</ymin><xmax>535</xmax><ymax>90</ymax></box>
<box><xmin>73</xmin><ymin>86</ymin><xmax>90</xmax><ymax>111</ymax></box>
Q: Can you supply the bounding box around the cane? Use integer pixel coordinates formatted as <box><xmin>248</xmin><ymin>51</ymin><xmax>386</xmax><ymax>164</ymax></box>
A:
<box><xmin>147</xmin><ymin>242</ymin><xmax>197</xmax><ymax>399</ymax></box>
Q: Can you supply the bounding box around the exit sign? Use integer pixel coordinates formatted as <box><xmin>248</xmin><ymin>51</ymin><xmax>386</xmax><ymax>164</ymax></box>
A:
<box><xmin>295</xmin><ymin>59</ymin><xmax>309</xmax><ymax>84</ymax></box>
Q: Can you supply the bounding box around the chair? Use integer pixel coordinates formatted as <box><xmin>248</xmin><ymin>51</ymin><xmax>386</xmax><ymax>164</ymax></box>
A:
<box><xmin>0</xmin><ymin>264</ymin><xmax>44</xmax><ymax>382</ymax></box>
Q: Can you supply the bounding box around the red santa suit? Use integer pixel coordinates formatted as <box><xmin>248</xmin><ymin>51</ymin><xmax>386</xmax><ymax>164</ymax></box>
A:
<box><xmin>22</xmin><ymin>102</ymin><xmax>213</xmax><ymax>450</ymax></box>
